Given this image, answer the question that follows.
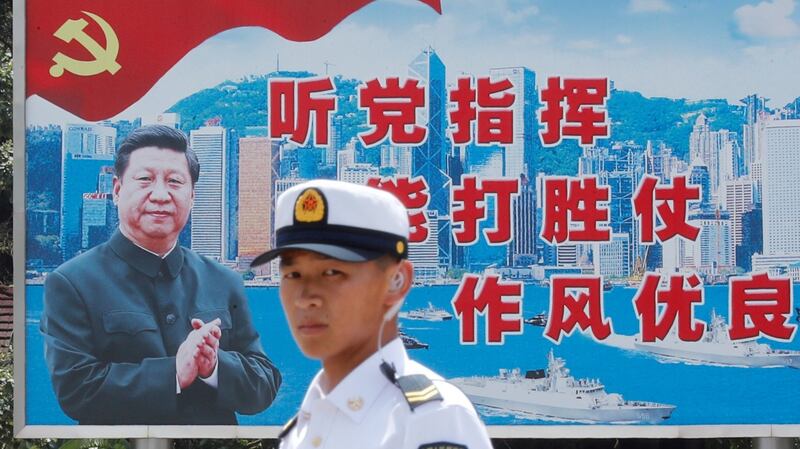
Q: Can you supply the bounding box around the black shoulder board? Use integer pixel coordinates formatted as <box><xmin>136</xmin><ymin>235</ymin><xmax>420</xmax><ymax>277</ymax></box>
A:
<box><xmin>278</xmin><ymin>414</ymin><xmax>298</xmax><ymax>439</ymax></box>
<box><xmin>396</xmin><ymin>374</ymin><xmax>443</xmax><ymax>411</ymax></box>
<box><xmin>418</xmin><ymin>443</ymin><xmax>467</xmax><ymax>449</ymax></box>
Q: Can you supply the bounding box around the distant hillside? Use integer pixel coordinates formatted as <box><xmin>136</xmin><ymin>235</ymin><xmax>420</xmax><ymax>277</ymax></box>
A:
<box><xmin>168</xmin><ymin>74</ymin><xmax>748</xmax><ymax>175</ymax></box>
<box><xmin>607</xmin><ymin>91</ymin><xmax>744</xmax><ymax>161</ymax></box>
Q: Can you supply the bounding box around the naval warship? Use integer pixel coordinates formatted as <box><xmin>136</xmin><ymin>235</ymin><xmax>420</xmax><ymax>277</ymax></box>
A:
<box><xmin>633</xmin><ymin>310</ymin><xmax>800</xmax><ymax>368</ymax></box>
<box><xmin>398</xmin><ymin>302</ymin><xmax>454</xmax><ymax>321</ymax></box>
<box><xmin>450</xmin><ymin>350</ymin><xmax>675</xmax><ymax>423</ymax></box>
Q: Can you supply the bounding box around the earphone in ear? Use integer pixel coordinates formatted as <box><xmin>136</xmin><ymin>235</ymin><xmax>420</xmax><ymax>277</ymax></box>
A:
<box><xmin>389</xmin><ymin>272</ymin><xmax>405</xmax><ymax>292</ymax></box>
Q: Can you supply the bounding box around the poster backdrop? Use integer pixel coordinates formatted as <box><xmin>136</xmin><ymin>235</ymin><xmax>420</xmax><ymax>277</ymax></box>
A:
<box><xmin>19</xmin><ymin>0</ymin><xmax>800</xmax><ymax>437</ymax></box>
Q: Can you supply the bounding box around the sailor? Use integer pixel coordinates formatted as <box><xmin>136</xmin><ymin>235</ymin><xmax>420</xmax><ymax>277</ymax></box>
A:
<box><xmin>252</xmin><ymin>179</ymin><xmax>492</xmax><ymax>449</ymax></box>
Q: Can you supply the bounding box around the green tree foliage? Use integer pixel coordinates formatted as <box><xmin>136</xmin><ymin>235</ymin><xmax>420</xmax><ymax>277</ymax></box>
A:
<box><xmin>0</xmin><ymin>0</ymin><xmax>12</xmax><ymax>285</ymax></box>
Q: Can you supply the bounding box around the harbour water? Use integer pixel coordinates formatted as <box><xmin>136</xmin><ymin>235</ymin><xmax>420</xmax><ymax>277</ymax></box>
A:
<box><xmin>25</xmin><ymin>284</ymin><xmax>800</xmax><ymax>426</ymax></box>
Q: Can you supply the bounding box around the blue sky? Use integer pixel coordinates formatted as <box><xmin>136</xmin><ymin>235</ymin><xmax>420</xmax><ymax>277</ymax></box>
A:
<box><xmin>27</xmin><ymin>0</ymin><xmax>800</xmax><ymax>125</ymax></box>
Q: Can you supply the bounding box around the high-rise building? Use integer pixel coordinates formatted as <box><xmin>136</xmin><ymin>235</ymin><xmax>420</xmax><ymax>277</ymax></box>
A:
<box><xmin>63</xmin><ymin>123</ymin><xmax>116</xmax><ymax>156</ymax></box>
<box><xmin>81</xmin><ymin>193</ymin><xmax>117</xmax><ymax>250</ymax></box>
<box><xmin>341</xmin><ymin>163</ymin><xmax>379</xmax><ymax>184</ymax></box>
<box><xmin>594</xmin><ymin>232</ymin><xmax>630</xmax><ymax>279</ymax></box>
<box><xmin>190</xmin><ymin>126</ymin><xmax>227</xmax><ymax>261</ymax></box>
<box><xmin>489</xmin><ymin>67</ymin><xmax>537</xmax><ymax>179</ymax></box>
<box><xmin>337</xmin><ymin>145</ymin><xmax>356</xmax><ymax>180</ymax></box>
<box><xmin>689</xmin><ymin>115</ymin><xmax>739</xmax><ymax>199</ymax></box>
<box><xmin>409</xmin><ymin>47</ymin><xmax>453</xmax><ymax>271</ymax></box>
<box><xmin>409</xmin><ymin>47</ymin><xmax>451</xmax><ymax>216</ymax></box>
<box><xmin>238</xmin><ymin>137</ymin><xmax>272</xmax><ymax>268</ymax></box>
<box><xmin>736</xmin><ymin>206</ymin><xmax>762</xmax><ymax>272</ymax></box>
<box><xmin>689</xmin><ymin>211</ymin><xmax>733</xmax><ymax>276</ymax></box>
<box><xmin>762</xmin><ymin>119</ymin><xmax>800</xmax><ymax>256</ymax></box>
<box><xmin>556</xmin><ymin>244</ymin><xmax>578</xmax><ymax>267</ymax></box>
<box><xmin>689</xmin><ymin>165</ymin><xmax>712</xmax><ymax>211</ymax></box>
<box><xmin>60</xmin><ymin>123</ymin><xmax>116</xmax><ymax>260</ymax></box>
<box><xmin>720</xmin><ymin>178</ymin><xmax>754</xmax><ymax>263</ymax></box>
<box><xmin>644</xmin><ymin>141</ymin><xmax>677</xmax><ymax>183</ymax></box>
<box><xmin>578</xmin><ymin>145</ymin><xmax>638</xmax><ymax>275</ymax></box>
<box><xmin>409</xmin><ymin>210</ymin><xmax>439</xmax><ymax>282</ymax></box>
<box><xmin>510</xmin><ymin>175</ymin><xmax>535</xmax><ymax>266</ymax></box>
<box><xmin>741</xmin><ymin>94</ymin><xmax>767</xmax><ymax>175</ymax></box>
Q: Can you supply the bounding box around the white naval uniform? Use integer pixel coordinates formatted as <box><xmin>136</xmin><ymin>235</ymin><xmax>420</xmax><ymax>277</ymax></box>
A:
<box><xmin>279</xmin><ymin>338</ymin><xmax>492</xmax><ymax>449</ymax></box>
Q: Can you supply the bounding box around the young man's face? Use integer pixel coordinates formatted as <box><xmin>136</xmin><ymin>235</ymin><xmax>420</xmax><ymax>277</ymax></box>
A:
<box><xmin>113</xmin><ymin>146</ymin><xmax>194</xmax><ymax>251</ymax></box>
<box><xmin>278</xmin><ymin>250</ymin><xmax>396</xmax><ymax>366</ymax></box>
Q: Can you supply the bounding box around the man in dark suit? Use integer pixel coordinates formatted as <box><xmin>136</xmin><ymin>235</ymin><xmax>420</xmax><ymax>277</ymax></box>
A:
<box><xmin>41</xmin><ymin>125</ymin><xmax>281</xmax><ymax>425</ymax></box>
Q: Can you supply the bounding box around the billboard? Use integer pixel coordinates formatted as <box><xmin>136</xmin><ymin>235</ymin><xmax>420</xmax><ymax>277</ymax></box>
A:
<box><xmin>14</xmin><ymin>0</ymin><xmax>800</xmax><ymax>439</ymax></box>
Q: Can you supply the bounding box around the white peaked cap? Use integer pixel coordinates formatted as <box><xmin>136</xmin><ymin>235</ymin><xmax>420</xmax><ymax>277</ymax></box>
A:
<box><xmin>251</xmin><ymin>179</ymin><xmax>409</xmax><ymax>266</ymax></box>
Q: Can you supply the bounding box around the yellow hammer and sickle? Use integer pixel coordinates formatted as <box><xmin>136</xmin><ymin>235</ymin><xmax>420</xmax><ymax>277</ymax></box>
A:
<box><xmin>50</xmin><ymin>11</ymin><xmax>121</xmax><ymax>78</ymax></box>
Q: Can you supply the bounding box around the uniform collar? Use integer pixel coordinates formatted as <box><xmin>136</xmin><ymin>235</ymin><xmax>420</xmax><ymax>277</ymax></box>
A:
<box><xmin>108</xmin><ymin>229</ymin><xmax>184</xmax><ymax>279</ymax></box>
<box><xmin>301</xmin><ymin>338</ymin><xmax>408</xmax><ymax>424</ymax></box>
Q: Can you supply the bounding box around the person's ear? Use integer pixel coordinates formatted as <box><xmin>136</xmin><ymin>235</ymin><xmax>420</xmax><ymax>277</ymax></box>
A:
<box><xmin>383</xmin><ymin>260</ymin><xmax>413</xmax><ymax>321</ymax></box>
<box><xmin>112</xmin><ymin>176</ymin><xmax>121</xmax><ymax>205</ymax></box>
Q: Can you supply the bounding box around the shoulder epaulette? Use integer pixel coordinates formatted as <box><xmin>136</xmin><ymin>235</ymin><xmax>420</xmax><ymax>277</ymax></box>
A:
<box><xmin>278</xmin><ymin>414</ymin><xmax>297</xmax><ymax>439</ymax></box>
<box><xmin>395</xmin><ymin>374</ymin><xmax>443</xmax><ymax>411</ymax></box>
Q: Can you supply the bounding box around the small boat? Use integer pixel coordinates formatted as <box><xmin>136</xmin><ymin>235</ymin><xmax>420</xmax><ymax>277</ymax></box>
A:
<box><xmin>524</xmin><ymin>312</ymin><xmax>548</xmax><ymax>327</ymax></box>
<box><xmin>399</xmin><ymin>330</ymin><xmax>429</xmax><ymax>350</ymax></box>
<box><xmin>603</xmin><ymin>280</ymin><xmax>613</xmax><ymax>291</ymax></box>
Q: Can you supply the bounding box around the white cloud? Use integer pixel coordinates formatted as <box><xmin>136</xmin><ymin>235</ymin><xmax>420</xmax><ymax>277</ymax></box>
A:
<box><xmin>629</xmin><ymin>0</ymin><xmax>671</xmax><ymax>13</ymax></box>
<box><xmin>616</xmin><ymin>34</ymin><xmax>633</xmax><ymax>45</ymax></box>
<box><xmin>735</xmin><ymin>0</ymin><xmax>800</xmax><ymax>39</ymax></box>
<box><xmin>568</xmin><ymin>39</ymin><xmax>601</xmax><ymax>50</ymax></box>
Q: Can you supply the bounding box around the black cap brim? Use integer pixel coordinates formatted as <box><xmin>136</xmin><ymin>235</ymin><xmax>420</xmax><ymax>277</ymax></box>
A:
<box><xmin>250</xmin><ymin>243</ymin><xmax>386</xmax><ymax>268</ymax></box>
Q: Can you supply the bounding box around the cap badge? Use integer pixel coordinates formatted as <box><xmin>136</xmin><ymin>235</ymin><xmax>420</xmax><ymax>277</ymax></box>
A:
<box><xmin>294</xmin><ymin>188</ymin><xmax>326</xmax><ymax>223</ymax></box>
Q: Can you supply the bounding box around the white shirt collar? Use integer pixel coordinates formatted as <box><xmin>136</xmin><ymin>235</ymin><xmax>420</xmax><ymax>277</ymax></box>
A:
<box><xmin>300</xmin><ymin>337</ymin><xmax>408</xmax><ymax>424</ymax></box>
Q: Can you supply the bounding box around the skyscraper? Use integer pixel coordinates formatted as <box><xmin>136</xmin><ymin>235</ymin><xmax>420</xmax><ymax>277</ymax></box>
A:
<box><xmin>594</xmin><ymin>233</ymin><xmax>631</xmax><ymax>279</ymax></box>
<box><xmin>740</xmin><ymin>94</ymin><xmax>767</xmax><ymax>175</ymax></box>
<box><xmin>81</xmin><ymin>193</ymin><xmax>117</xmax><ymax>250</ymax></box>
<box><xmin>488</xmin><ymin>67</ymin><xmax>537</xmax><ymax>180</ymax></box>
<box><xmin>720</xmin><ymin>178</ymin><xmax>754</xmax><ymax>265</ymax></box>
<box><xmin>510</xmin><ymin>175</ymin><xmax>535</xmax><ymax>267</ymax></box>
<box><xmin>409</xmin><ymin>210</ymin><xmax>439</xmax><ymax>282</ymax></box>
<box><xmin>60</xmin><ymin>123</ymin><xmax>116</xmax><ymax>260</ymax></box>
<box><xmin>762</xmin><ymin>119</ymin><xmax>800</xmax><ymax>256</ymax></box>
<box><xmin>238</xmin><ymin>137</ymin><xmax>272</xmax><ymax>268</ymax></box>
<box><xmin>190</xmin><ymin>125</ymin><xmax>227</xmax><ymax>261</ymax></box>
<box><xmin>63</xmin><ymin>123</ymin><xmax>116</xmax><ymax>156</ymax></box>
<box><xmin>689</xmin><ymin>114</ymin><xmax>739</xmax><ymax>199</ymax></box>
<box><xmin>409</xmin><ymin>47</ymin><xmax>450</xmax><ymax>214</ymax></box>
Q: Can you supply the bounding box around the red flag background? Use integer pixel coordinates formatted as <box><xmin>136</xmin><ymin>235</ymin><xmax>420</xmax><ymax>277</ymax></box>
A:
<box><xmin>26</xmin><ymin>0</ymin><xmax>441</xmax><ymax>121</ymax></box>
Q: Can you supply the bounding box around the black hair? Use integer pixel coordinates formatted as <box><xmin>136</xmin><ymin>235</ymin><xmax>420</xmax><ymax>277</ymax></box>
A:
<box><xmin>114</xmin><ymin>124</ymin><xmax>200</xmax><ymax>185</ymax></box>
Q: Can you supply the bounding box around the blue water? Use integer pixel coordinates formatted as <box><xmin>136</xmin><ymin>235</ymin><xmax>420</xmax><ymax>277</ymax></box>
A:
<box><xmin>25</xmin><ymin>284</ymin><xmax>800</xmax><ymax>426</ymax></box>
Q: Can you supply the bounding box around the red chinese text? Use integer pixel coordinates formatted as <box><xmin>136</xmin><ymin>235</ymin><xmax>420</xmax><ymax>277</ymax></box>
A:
<box><xmin>358</xmin><ymin>77</ymin><xmax>426</xmax><ymax>147</ymax></box>
<box><xmin>545</xmin><ymin>276</ymin><xmax>612</xmax><ymax>343</ymax></box>
<box><xmin>633</xmin><ymin>273</ymin><xmax>705</xmax><ymax>342</ymax></box>
<box><xmin>449</xmin><ymin>77</ymin><xmax>515</xmax><ymax>145</ymax></box>
<box><xmin>367</xmin><ymin>176</ymin><xmax>430</xmax><ymax>243</ymax></box>
<box><xmin>452</xmin><ymin>275</ymin><xmax>523</xmax><ymax>344</ymax></box>
<box><xmin>451</xmin><ymin>175</ymin><xmax>520</xmax><ymax>245</ymax></box>
<box><xmin>633</xmin><ymin>175</ymin><xmax>701</xmax><ymax>244</ymax></box>
<box><xmin>540</xmin><ymin>176</ymin><xmax>610</xmax><ymax>244</ymax></box>
<box><xmin>539</xmin><ymin>77</ymin><xmax>609</xmax><ymax>147</ymax></box>
<box><xmin>269</xmin><ymin>77</ymin><xmax>336</xmax><ymax>146</ymax></box>
<box><xmin>729</xmin><ymin>273</ymin><xmax>796</xmax><ymax>341</ymax></box>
